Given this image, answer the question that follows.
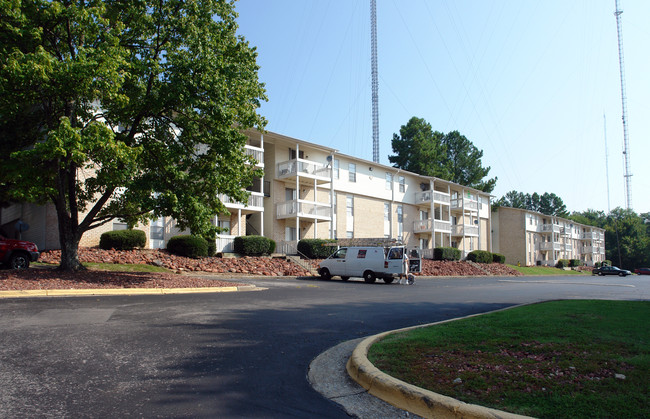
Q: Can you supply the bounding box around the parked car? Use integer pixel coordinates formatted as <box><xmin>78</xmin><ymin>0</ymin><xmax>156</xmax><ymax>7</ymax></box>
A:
<box><xmin>592</xmin><ymin>265</ymin><xmax>632</xmax><ymax>277</ymax></box>
<box><xmin>0</xmin><ymin>235</ymin><xmax>40</xmax><ymax>269</ymax></box>
<box><xmin>634</xmin><ymin>267</ymin><xmax>650</xmax><ymax>275</ymax></box>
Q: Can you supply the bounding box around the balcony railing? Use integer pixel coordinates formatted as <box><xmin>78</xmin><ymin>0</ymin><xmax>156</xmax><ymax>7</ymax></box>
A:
<box><xmin>415</xmin><ymin>190</ymin><xmax>451</xmax><ymax>206</ymax></box>
<box><xmin>451</xmin><ymin>224</ymin><xmax>479</xmax><ymax>237</ymax></box>
<box><xmin>276</xmin><ymin>200</ymin><xmax>331</xmax><ymax>220</ymax></box>
<box><xmin>218</xmin><ymin>192</ymin><xmax>264</xmax><ymax>210</ymax></box>
<box><xmin>538</xmin><ymin>242</ymin><xmax>562</xmax><ymax>251</ymax></box>
<box><xmin>451</xmin><ymin>198</ymin><xmax>479</xmax><ymax>212</ymax></box>
<box><xmin>564</xmin><ymin>243</ymin><xmax>572</xmax><ymax>251</ymax></box>
<box><xmin>538</xmin><ymin>224</ymin><xmax>561</xmax><ymax>234</ymax></box>
<box><xmin>244</xmin><ymin>145</ymin><xmax>264</xmax><ymax>167</ymax></box>
<box><xmin>276</xmin><ymin>158</ymin><xmax>331</xmax><ymax>182</ymax></box>
<box><xmin>413</xmin><ymin>218</ymin><xmax>452</xmax><ymax>234</ymax></box>
<box><xmin>582</xmin><ymin>232</ymin><xmax>605</xmax><ymax>241</ymax></box>
<box><xmin>582</xmin><ymin>246</ymin><xmax>605</xmax><ymax>255</ymax></box>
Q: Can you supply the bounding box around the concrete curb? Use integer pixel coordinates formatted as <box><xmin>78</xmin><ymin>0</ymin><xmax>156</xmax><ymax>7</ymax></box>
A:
<box><xmin>346</xmin><ymin>307</ymin><xmax>534</xmax><ymax>419</ymax></box>
<box><xmin>0</xmin><ymin>285</ymin><xmax>262</xmax><ymax>298</ymax></box>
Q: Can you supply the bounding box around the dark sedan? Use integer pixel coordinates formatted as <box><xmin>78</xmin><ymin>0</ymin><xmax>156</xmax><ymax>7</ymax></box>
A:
<box><xmin>634</xmin><ymin>268</ymin><xmax>650</xmax><ymax>275</ymax></box>
<box><xmin>592</xmin><ymin>266</ymin><xmax>632</xmax><ymax>276</ymax></box>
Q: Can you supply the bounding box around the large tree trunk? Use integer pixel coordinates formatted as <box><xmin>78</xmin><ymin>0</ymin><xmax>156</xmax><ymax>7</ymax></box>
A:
<box><xmin>57</xmin><ymin>214</ymin><xmax>85</xmax><ymax>271</ymax></box>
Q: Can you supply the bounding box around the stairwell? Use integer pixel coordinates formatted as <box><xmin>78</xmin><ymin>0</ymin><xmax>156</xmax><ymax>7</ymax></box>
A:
<box><xmin>286</xmin><ymin>255</ymin><xmax>319</xmax><ymax>276</ymax></box>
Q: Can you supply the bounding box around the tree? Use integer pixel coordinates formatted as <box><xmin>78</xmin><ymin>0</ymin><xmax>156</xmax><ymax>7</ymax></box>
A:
<box><xmin>388</xmin><ymin>117</ymin><xmax>448</xmax><ymax>178</ymax></box>
<box><xmin>495</xmin><ymin>190</ymin><xmax>568</xmax><ymax>217</ymax></box>
<box><xmin>0</xmin><ymin>0</ymin><xmax>267</xmax><ymax>270</ymax></box>
<box><xmin>604</xmin><ymin>208</ymin><xmax>649</xmax><ymax>269</ymax></box>
<box><xmin>388</xmin><ymin>118</ymin><xmax>496</xmax><ymax>192</ymax></box>
<box><xmin>440</xmin><ymin>131</ymin><xmax>497</xmax><ymax>193</ymax></box>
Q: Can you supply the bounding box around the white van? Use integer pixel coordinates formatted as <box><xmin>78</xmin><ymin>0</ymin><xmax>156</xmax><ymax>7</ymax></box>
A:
<box><xmin>317</xmin><ymin>246</ymin><xmax>421</xmax><ymax>283</ymax></box>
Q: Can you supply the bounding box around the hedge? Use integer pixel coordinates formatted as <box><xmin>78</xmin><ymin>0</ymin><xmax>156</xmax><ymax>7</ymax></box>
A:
<box><xmin>297</xmin><ymin>239</ymin><xmax>337</xmax><ymax>259</ymax></box>
<box><xmin>167</xmin><ymin>235</ymin><xmax>208</xmax><ymax>258</ymax></box>
<box><xmin>467</xmin><ymin>250</ymin><xmax>493</xmax><ymax>264</ymax></box>
<box><xmin>556</xmin><ymin>259</ymin><xmax>569</xmax><ymax>269</ymax></box>
<box><xmin>569</xmin><ymin>259</ymin><xmax>581</xmax><ymax>268</ymax></box>
<box><xmin>433</xmin><ymin>247</ymin><xmax>461</xmax><ymax>261</ymax></box>
<box><xmin>99</xmin><ymin>229</ymin><xmax>146</xmax><ymax>250</ymax></box>
<box><xmin>233</xmin><ymin>235</ymin><xmax>273</xmax><ymax>256</ymax></box>
<box><xmin>492</xmin><ymin>253</ymin><xmax>506</xmax><ymax>264</ymax></box>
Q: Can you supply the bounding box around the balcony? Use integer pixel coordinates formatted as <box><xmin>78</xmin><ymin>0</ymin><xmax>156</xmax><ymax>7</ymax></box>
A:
<box><xmin>276</xmin><ymin>200</ymin><xmax>331</xmax><ymax>221</ymax></box>
<box><xmin>414</xmin><ymin>190</ymin><xmax>451</xmax><ymax>206</ymax></box>
<box><xmin>413</xmin><ymin>219</ymin><xmax>452</xmax><ymax>234</ymax></box>
<box><xmin>451</xmin><ymin>198</ymin><xmax>478</xmax><ymax>212</ymax></box>
<box><xmin>451</xmin><ymin>224</ymin><xmax>479</xmax><ymax>237</ymax></box>
<box><xmin>582</xmin><ymin>232</ymin><xmax>605</xmax><ymax>241</ymax></box>
<box><xmin>538</xmin><ymin>242</ymin><xmax>562</xmax><ymax>251</ymax></box>
<box><xmin>538</xmin><ymin>224</ymin><xmax>561</xmax><ymax>234</ymax></box>
<box><xmin>218</xmin><ymin>192</ymin><xmax>264</xmax><ymax>212</ymax></box>
<box><xmin>564</xmin><ymin>243</ymin><xmax>572</xmax><ymax>252</ymax></box>
<box><xmin>244</xmin><ymin>145</ymin><xmax>264</xmax><ymax>168</ymax></box>
<box><xmin>582</xmin><ymin>246</ymin><xmax>606</xmax><ymax>255</ymax></box>
<box><xmin>276</xmin><ymin>159</ymin><xmax>331</xmax><ymax>184</ymax></box>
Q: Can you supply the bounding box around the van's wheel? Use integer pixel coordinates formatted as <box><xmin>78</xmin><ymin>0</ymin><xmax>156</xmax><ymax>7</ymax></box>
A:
<box><xmin>341</xmin><ymin>276</ymin><xmax>350</xmax><ymax>281</ymax></box>
<box><xmin>363</xmin><ymin>271</ymin><xmax>376</xmax><ymax>284</ymax></box>
<box><xmin>9</xmin><ymin>252</ymin><xmax>30</xmax><ymax>269</ymax></box>
<box><xmin>383</xmin><ymin>277</ymin><xmax>394</xmax><ymax>284</ymax></box>
<box><xmin>320</xmin><ymin>268</ymin><xmax>331</xmax><ymax>280</ymax></box>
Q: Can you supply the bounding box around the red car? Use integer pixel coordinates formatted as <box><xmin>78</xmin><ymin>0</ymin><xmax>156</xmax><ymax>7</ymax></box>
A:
<box><xmin>635</xmin><ymin>268</ymin><xmax>650</xmax><ymax>275</ymax></box>
<box><xmin>0</xmin><ymin>235</ymin><xmax>40</xmax><ymax>269</ymax></box>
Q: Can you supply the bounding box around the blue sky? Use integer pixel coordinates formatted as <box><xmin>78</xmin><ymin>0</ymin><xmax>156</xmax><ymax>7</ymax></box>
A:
<box><xmin>235</xmin><ymin>0</ymin><xmax>649</xmax><ymax>214</ymax></box>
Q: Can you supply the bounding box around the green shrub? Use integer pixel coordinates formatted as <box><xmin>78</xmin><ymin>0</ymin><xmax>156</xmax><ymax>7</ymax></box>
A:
<box><xmin>604</xmin><ymin>260</ymin><xmax>612</xmax><ymax>267</ymax></box>
<box><xmin>202</xmin><ymin>234</ymin><xmax>216</xmax><ymax>257</ymax></box>
<box><xmin>297</xmin><ymin>239</ymin><xmax>337</xmax><ymax>259</ymax></box>
<box><xmin>569</xmin><ymin>259</ymin><xmax>581</xmax><ymax>268</ymax></box>
<box><xmin>556</xmin><ymin>259</ymin><xmax>569</xmax><ymax>269</ymax></box>
<box><xmin>268</xmin><ymin>239</ymin><xmax>276</xmax><ymax>254</ymax></box>
<box><xmin>594</xmin><ymin>261</ymin><xmax>601</xmax><ymax>268</ymax></box>
<box><xmin>233</xmin><ymin>235</ymin><xmax>272</xmax><ymax>255</ymax></box>
<box><xmin>433</xmin><ymin>247</ymin><xmax>461</xmax><ymax>261</ymax></box>
<box><xmin>99</xmin><ymin>229</ymin><xmax>146</xmax><ymax>250</ymax></box>
<box><xmin>167</xmin><ymin>235</ymin><xmax>208</xmax><ymax>258</ymax></box>
<box><xmin>492</xmin><ymin>253</ymin><xmax>506</xmax><ymax>264</ymax></box>
<box><xmin>467</xmin><ymin>250</ymin><xmax>493</xmax><ymax>264</ymax></box>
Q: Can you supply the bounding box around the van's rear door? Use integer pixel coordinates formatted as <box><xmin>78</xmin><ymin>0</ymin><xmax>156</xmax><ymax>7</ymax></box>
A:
<box><xmin>385</xmin><ymin>247</ymin><xmax>404</xmax><ymax>274</ymax></box>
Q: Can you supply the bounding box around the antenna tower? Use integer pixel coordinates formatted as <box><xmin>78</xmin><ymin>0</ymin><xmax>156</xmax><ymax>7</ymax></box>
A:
<box><xmin>604</xmin><ymin>114</ymin><xmax>611</xmax><ymax>213</ymax></box>
<box><xmin>370</xmin><ymin>0</ymin><xmax>379</xmax><ymax>163</ymax></box>
<box><xmin>614</xmin><ymin>0</ymin><xmax>632</xmax><ymax>209</ymax></box>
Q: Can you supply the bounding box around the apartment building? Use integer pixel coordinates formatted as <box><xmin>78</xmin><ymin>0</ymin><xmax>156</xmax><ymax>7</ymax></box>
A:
<box><xmin>491</xmin><ymin>206</ymin><xmax>606</xmax><ymax>266</ymax></box>
<box><xmin>0</xmin><ymin>130</ymin><xmax>494</xmax><ymax>257</ymax></box>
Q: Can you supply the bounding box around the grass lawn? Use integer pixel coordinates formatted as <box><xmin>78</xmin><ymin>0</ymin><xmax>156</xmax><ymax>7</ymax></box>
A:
<box><xmin>508</xmin><ymin>264</ymin><xmax>587</xmax><ymax>276</ymax></box>
<box><xmin>367</xmin><ymin>300</ymin><xmax>649</xmax><ymax>418</ymax></box>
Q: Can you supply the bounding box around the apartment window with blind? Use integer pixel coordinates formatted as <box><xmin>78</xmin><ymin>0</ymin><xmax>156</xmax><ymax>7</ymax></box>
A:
<box><xmin>384</xmin><ymin>203</ymin><xmax>390</xmax><ymax>237</ymax></box>
<box><xmin>397</xmin><ymin>205</ymin><xmax>403</xmax><ymax>240</ymax></box>
<box><xmin>333</xmin><ymin>159</ymin><xmax>339</xmax><ymax>179</ymax></box>
<box><xmin>385</xmin><ymin>172</ymin><xmax>393</xmax><ymax>190</ymax></box>
<box><xmin>398</xmin><ymin>176</ymin><xmax>405</xmax><ymax>192</ymax></box>
<box><xmin>348</xmin><ymin>163</ymin><xmax>356</xmax><ymax>182</ymax></box>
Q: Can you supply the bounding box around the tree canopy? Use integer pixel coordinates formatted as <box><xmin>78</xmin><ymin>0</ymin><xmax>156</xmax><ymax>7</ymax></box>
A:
<box><xmin>0</xmin><ymin>0</ymin><xmax>267</xmax><ymax>270</ymax></box>
<box><xmin>388</xmin><ymin>117</ymin><xmax>496</xmax><ymax>192</ymax></box>
<box><xmin>496</xmin><ymin>191</ymin><xmax>568</xmax><ymax>217</ymax></box>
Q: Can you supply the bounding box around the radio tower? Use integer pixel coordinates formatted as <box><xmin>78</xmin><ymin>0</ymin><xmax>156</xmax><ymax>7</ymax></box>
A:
<box><xmin>370</xmin><ymin>0</ymin><xmax>379</xmax><ymax>163</ymax></box>
<box><xmin>614</xmin><ymin>0</ymin><xmax>632</xmax><ymax>209</ymax></box>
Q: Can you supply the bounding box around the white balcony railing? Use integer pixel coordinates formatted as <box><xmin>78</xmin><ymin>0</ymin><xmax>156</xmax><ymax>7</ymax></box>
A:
<box><xmin>276</xmin><ymin>158</ymin><xmax>331</xmax><ymax>181</ymax></box>
<box><xmin>538</xmin><ymin>224</ymin><xmax>561</xmax><ymax>234</ymax></box>
<box><xmin>451</xmin><ymin>224</ymin><xmax>479</xmax><ymax>237</ymax></box>
<box><xmin>413</xmin><ymin>219</ymin><xmax>452</xmax><ymax>233</ymax></box>
<box><xmin>582</xmin><ymin>246</ymin><xmax>606</xmax><ymax>255</ymax></box>
<box><xmin>538</xmin><ymin>242</ymin><xmax>562</xmax><ymax>251</ymax></box>
<box><xmin>244</xmin><ymin>145</ymin><xmax>264</xmax><ymax>167</ymax></box>
<box><xmin>415</xmin><ymin>190</ymin><xmax>451</xmax><ymax>205</ymax></box>
<box><xmin>218</xmin><ymin>192</ymin><xmax>264</xmax><ymax>210</ymax></box>
<box><xmin>451</xmin><ymin>198</ymin><xmax>479</xmax><ymax>212</ymax></box>
<box><xmin>276</xmin><ymin>200</ymin><xmax>331</xmax><ymax>220</ymax></box>
<box><xmin>582</xmin><ymin>232</ymin><xmax>605</xmax><ymax>241</ymax></box>
<box><xmin>215</xmin><ymin>235</ymin><xmax>236</xmax><ymax>253</ymax></box>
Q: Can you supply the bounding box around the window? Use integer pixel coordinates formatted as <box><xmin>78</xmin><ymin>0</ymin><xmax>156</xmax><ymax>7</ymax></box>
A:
<box><xmin>397</xmin><ymin>205</ymin><xmax>403</xmax><ymax>240</ymax></box>
<box><xmin>346</xmin><ymin>195</ymin><xmax>354</xmax><ymax>236</ymax></box>
<box><xmin>384</xmin><ymin>203</ymin><xmax>390</xmax><ymax>237</ymax></box>
<box><xmin>399</xmin><ymin>176</ymin><xmax>405</xmax><ymax>192</ymax></box>
<box><xmin>348</xmin><ymin>163</ymin><xmax>356</xmax><ymax>182</ymax></box>
<box><xmin>385</xmin><ymin>172</ymin><xmax>393</xmax><ymax>190</ymax></box>
<box><xmin>113</xmin><ymin>222</ymin><xmax>128</xmax><ymax>231</ymax></box>
<box><xmin>333</xmin><ymin>159</ymin><xmax>340</xmax><ymax>179</ymax></box>
<box><xmin>217</xmin><ymin>218</ymin><xmax>231</xmax><ymax>233</ymax></box>
<box><xmin>346</xmin><ymin>231</ymin><xmax>353</xmax><ymax>238</ymax></box>
<box><xmin>289</xmin><ymin>148</ymin><xmax>304</xmax><ymax>160</ymax></box>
